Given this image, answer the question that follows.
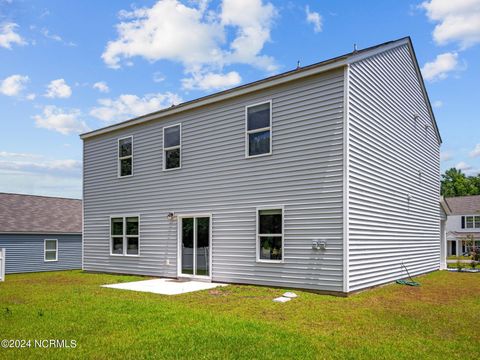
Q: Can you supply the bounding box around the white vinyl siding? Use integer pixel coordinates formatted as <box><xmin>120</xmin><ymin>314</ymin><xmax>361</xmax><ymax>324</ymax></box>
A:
<box><xmin>83</xmin><ymin>69</ymin><xmax>345</xmax><ymax>292</ymax></box>
<box><xmin>347</xmin><ymin>44</ymin><xmax>440</xmax><ymax>291</ymax></box>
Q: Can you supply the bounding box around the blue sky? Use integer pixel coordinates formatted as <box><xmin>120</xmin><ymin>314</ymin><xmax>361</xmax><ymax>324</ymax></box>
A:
<box><xmin>0</xmin><ymin>0</ymin><xmax>479</xmax><ymax>198</ymax></box>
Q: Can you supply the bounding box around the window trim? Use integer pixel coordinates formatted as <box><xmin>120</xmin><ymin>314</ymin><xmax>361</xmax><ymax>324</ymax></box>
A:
<box><xmin>109</xmin><ymin>215</ymin><xmax>141</xmax><ymax>257</ymax></box>
<box><xmin>256</xmin><ymin>205</ymin><xmax>284</xmax><ymax>263</ymax></box>
<box><xmin>163</xmin><ymin>123</ymin><xmax>182</xmax><ymax>171</ymax></box>
<box><xmin>44</xmin><ymin>239</ymin><xmax>58</xmax><ymax>262</ymax></box>
<box><xmin>117</xmin><ymin>135</ymin><xmax>134</xmax><ymax>178</ymax></box>
<box><xmin>245</xmin><ymin>100</ymin><xmax>272</xmax><ymax>159</ymax></box>
<box><xmin>462</xmin><ymin>215</ymin><xmax>480</xmax><ymax>229</ymax></box>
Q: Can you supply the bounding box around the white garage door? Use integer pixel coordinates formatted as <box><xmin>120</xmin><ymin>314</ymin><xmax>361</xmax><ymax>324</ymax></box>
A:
<box><xmin>0</xmin><ymin>248</ymin><xmax>5</xmax><ymax>282</ymax></box>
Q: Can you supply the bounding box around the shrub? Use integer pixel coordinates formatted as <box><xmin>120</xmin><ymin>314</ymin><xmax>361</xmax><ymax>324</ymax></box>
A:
<box><xmin>457</xmin><ymin>261</ymin><xmax>464</xmax><ymax>272</ymax></box>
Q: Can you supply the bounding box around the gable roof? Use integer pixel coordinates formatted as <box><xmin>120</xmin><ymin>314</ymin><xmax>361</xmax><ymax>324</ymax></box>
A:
<box><xmin>0</xmin><ymin>193</ymin><xmax>82</xmax><ymax>234</ymax></box>
<box><xmin>80</xmin><ymin>37</ymin><xmax>441</xmax><ymax>144</ymax></box>
<box><xmin>444</xmin><ymin>195</ymin><xmax>480</xmax><ymax>215</ymax></box>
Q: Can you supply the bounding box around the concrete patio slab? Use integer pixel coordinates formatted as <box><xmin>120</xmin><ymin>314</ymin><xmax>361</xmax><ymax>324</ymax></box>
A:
<box><xmin>101</xmin><ymin>278</ymin><xmax>227</xmax><ymax>295</ymax></box>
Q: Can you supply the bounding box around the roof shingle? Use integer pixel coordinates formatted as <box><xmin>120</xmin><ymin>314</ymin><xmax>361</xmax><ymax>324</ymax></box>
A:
<box><xmin>0</xmin><ymin>193</ymin><xmax>82</xmax><ymax>234</ymax></box>
<box><xmin>444</xmin><ymin>195</ymin><xmax>480</xmax><ymax>215</ymax></box>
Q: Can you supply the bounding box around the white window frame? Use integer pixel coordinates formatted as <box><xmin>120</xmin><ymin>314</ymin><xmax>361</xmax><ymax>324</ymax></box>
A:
<box><xmin>256</xmin><ymin>205</ymin><xmax>284</xmax><ymax>263</ymax></box>
<box><xmin>117</xmin><ymin>136</ymin><xmax>133</xmax><ymax>178</ymax></box>
<box><xmin>109</xmin><ymin>215</ymin><xmax>140</xmax><ymax>257</ymax></box>
<box><xmin>464</xmin><ymin>215</ymin><xmax>480</xmax><ymax>229</ymax></box>
<box><xmin>163</xmin><ymin>123</ymin><xmax>182</xmax><ymax>171</ymax></box>
<box><xmin>245</xmin><ymin>100</ymin><xmax>272</xmax><ymax>158</ymax></box>
<box><xmin>44</xmin><ymin>239</ymin><xmax>58</xmax><ymax>262</ymax></box>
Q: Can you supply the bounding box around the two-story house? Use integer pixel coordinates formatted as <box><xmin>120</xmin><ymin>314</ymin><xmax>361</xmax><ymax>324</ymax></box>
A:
<box><xmin>81</xmin><ymin>37</ymin><xmax>442</xmax><ymax>295</ymax></box>
<box><xmin>443</xmin><ymin>195</ymin><xmax>480</xmax><ymax>257</ymax></box>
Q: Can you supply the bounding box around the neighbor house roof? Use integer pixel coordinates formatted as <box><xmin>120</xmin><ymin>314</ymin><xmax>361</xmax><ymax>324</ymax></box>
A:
<box><xmin>0</xmin><ymin>193</ymin><xmax>82</xmax><ymax>234</ymax></box>
<box><xmin>444</xmin><ymin>195</ymin><xmax>480</xmax><ymax>215</ymax></box>
<box><xmin>80</xmin><ymin>37</ymin><xmax>441</xmax><ymax>144</ymax></box>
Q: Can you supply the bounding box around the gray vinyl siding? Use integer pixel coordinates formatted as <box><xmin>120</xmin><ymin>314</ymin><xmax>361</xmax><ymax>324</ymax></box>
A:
<box><xmin>347</xmin><ymin>44</ymin><xmax>441</xmax><ymax>291</ymax></box>
<box><xmin>0</xmin><ymin>234</ymin><xmax>82</xmax><ymax>274</ymax></box>
<box><xmin>83</xmin><ymin>69</ymin><xmax>345</xmax><ymax>292</ymax></box>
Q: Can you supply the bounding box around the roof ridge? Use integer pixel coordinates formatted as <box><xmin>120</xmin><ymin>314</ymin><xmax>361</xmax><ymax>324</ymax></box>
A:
<box><xmin>445</xmin><ymin>195</ymin><xmax>480</xmax><ymax>199</ymax></box>
<box><xmin>80</xmin><ymin>36</ymin><xmax>411</xmax><ymax>140</ymax></box>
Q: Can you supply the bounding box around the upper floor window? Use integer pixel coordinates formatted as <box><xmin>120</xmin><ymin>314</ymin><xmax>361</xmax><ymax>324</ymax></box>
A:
<box><xmin>163</xmin><ymin>124</ymin><xmax>181</xmax><ymax>170</ymax></box>
<box><xmin>462</xmin><ymin>215</ymin><xmax>480</xmax><ymax>229</ymax></box>
<box><xmin>118</xmin><ymin>136</ymin><xmax>133</xmax><ymax>177</ymax></box>
<box><xmin>246</xmin><ymin>101</ymin><xmax>272</xmax><ymax>158</ymax></box>
<box><xmin>111</xmin><ymin>216</ymin><xmax>139</xmax><ymax>256</ymax></box>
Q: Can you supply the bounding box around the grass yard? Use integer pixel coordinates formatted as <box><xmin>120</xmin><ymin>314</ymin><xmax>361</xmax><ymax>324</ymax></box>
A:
<box><xmin>0</xmin><ymin>271</ymin><xmax>479</xmax><ymax>359</ymax></box>
<box><xmin>447</xmin><ymin>262</ymin><xmax>480</xmax><ymax>269</ymax></box>
<box><xmin>447</xmin><ymin>255</ymin><xmax>472</xmax><ymax>260</ymax></box>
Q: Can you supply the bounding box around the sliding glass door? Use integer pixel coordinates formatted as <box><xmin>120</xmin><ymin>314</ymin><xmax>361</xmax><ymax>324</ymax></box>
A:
<box><xmin>180</xmin><ymin>216</ymin><xmax>210</xmax><ymax>277</ymax></box>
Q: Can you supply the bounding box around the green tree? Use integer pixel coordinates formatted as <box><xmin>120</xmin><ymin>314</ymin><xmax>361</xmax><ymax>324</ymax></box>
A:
<box><xmin>441</xmin><ymin>168</ymin><xmax>479</xmax><ymax>197</ymax></box>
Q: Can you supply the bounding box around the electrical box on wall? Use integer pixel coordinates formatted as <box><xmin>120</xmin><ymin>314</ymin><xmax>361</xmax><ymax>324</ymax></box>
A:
<box><xmin>312</xmin><ymin>239</ymin><xmax>327</xmax><ymax>250</ymax></box>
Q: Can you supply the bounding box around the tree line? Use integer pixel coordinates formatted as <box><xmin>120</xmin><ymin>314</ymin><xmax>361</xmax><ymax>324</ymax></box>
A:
<box><xmin>441</xmin><ymin>168</ymin><xmax>480</xmax><ymax>197</ymax></box>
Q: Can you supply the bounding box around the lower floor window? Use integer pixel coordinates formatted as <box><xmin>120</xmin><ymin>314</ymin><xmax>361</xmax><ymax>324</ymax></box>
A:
<box><xmin>257</xmin><ymin>208</ymin><xmax>283</xmax><ymax>262</ymax></box>
<box><xmin>111</xmin><ymin>216</ymin><xmax>139</xmax><ymax>256</ymax></box>
<box><xmin>44</xmin><ymin>239</ymin><xmax>58</xmax><ymax>262</ymax></box>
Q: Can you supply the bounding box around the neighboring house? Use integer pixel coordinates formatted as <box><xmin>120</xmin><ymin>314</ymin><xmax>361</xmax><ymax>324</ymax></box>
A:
<box><xmin>0</xmin><ymin>193</ymin><xmax>82</xmax><ymax>274</ymax></box>
<box><xmin>443</xmin><ymin>195</ymin><xmax>480</xmax><ymax>257</ymax></box>
<box><xmin>81</xmin><ymin>37</ymin><xmax>442</xmax><ymax>295</ymax></box>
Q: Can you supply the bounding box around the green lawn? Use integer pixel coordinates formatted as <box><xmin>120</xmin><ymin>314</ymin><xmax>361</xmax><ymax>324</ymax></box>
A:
<box><xmin>447</xmin><ymin>255</ymin><xmax>472</xmax><ymax>260</ymax></box>
<box><xmin>447</xmin><ymin>262</ymin><xmax>480</xmax><ymax>269</ymax></box>
<box><xmin>0</xmin><ymin>271</ymin><xmax>479</xmax><ymax>359</ymax></box>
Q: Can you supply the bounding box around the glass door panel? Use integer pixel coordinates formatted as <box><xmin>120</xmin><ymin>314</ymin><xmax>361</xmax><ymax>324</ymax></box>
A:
<box><xmin>196</xmin><ymin>217</ymin><xmax>210</xmax><ymax>276</ymax></box>
<box><xmin>181</xmin><ymin>218</ymin><xmax>194</xmax><ymax>275</ymax></box>
<box><xmin>180</xmin><ymin>216</ymin><xmax>210</xmax><ymax>277</ymax></box>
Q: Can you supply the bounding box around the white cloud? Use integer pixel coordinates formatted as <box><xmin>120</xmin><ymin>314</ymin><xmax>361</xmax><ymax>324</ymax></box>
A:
<box><xmin>153</xmin><ymin>72</ymin><xmax>165</xmax><ymax>83</ymax></box>
<box><xmin>456</xmin><ymin>161</ymin><xmax>472</xmax><ymax>171</ymax></box>
<box><xmin>90</xmin><ymin>92</ymin><xmax>182</xmax><ymax>123</ymax></box>
<box><xmin>305</xmin><ymin>5</ymin><xmax>323</xmax><ymax>33</ymax></box>
<box><xmin>26</xmin><ymin>93</ymin><xmax>36</xmax><ymax>100</ymax></box>
<box><xmin>45</xmin><ymin>79</ymin><xmax>72</xmax><ymax>98</ymax></box>
<box><xmin>0</xmin><ymin>151</ymin><xmax>42</xmax><ymax>160</ymax></box>
<box><xmin>220</xmin><ymin>0</ymin><xmax>278</xmax><ymax>71</ymax></box>
<box><xmin>41</xmin><ymin>28</ymin><xmax>76</xmax><ymax>46</ymax></box>
<box><xmin>102</xmin><ymin>0</ymin><xmax>277</xmax><ymax>84</ymax></box>
<box><xmin>93</xmin><ymin>81</ymin><xmax>109</xmax><ymax>93</ymax></box>
<box><xmin>33</xmin><ymin>105</ymin><xmax>90</xmax><ymax>135</ymax></box>
<box><xmin>0</xmin><ymin>151</ymin><xmax>81</xmax><ymax>198</ymax></box>
<box><xmin>182</xmin><ymin>71</ymin><xmax>241</xmax><ymax>90</ymax></box>
<box><xmin>421</xmin><ymin>52</ymin><xmax>458</xmax><ymax>81</ymax></box>
<box><xmin>440</xmin><ymin>151</ymin><xmax>453</xmax><ymax>161</ymax></box>
<box><xmin>102</xmin><ymin>0</ymin><xmax>224</xmax><ymax>69</ymax></box>
<box><xmin>470</xmin><ymin>143</ymin><xmax>480</xmax><ymax>157</ymax></box>
<box><xmin>432</xmin><ymin>100</ymin><xmax>443</xmax><ymax>108</ymax></box>
<box><xmin>0</xmin><ymin>22</ymin><xmax>26</xmax><ymax>49</ymax></box>
<box><xmin>0</xmin><ymin>74</ymin><xmax>29</xmax><ymax>96</ymax></box>
<box><xmin>0</xmin><ymin>151</ymin><xmax>81</xmax><ymax>174</ymax></box>
<box><xmin>421</xmin><ymin>0</ymin><xmax>480</xmax><ymax>49</ymax></box>
<box><xmin>41</xmin><ymin>28</ymin><xmax>62</xmax><ymax>42</ymax></box>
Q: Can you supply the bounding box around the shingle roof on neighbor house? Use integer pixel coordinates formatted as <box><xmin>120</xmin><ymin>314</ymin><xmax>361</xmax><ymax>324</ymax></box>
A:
<box><xmin>444</xmin><ymin>195</ymin><xmax>480</xmax><ymax>215</ymax></box>
<box><xmin>0</xmin><ymin>193</ymin><xmax>82</xmax><ymax>234</ymax></box>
